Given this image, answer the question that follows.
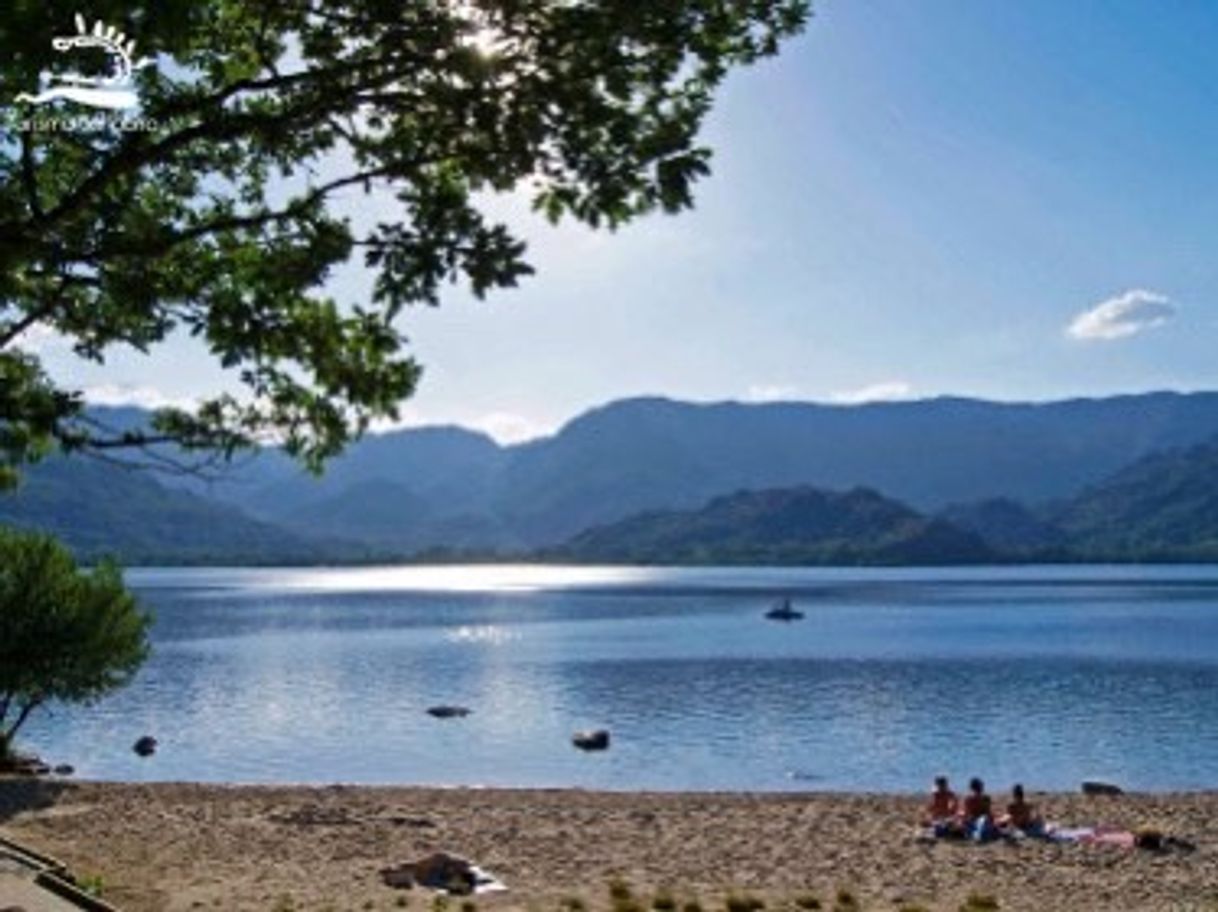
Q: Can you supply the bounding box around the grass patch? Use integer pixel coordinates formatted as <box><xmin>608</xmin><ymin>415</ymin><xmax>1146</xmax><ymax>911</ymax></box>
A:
<box><xmin>608</xmin><ymin>880</ymin><xmax>644</xmax><ymax>912</ymax></box>
<box><xmin>609</xmin><ymin>879</ymin><xmax>635</xmax><ymax>903</ymax></box>
<box><xmin>725</xmin><ymin>893</ymin><xmax>765</xmax><ymax>912</ymax></box>
<box><xmin>960</xmin><ymin>895</ymin><xmax>999</xmax><ymax>912</ymax></box>
<box><xmin>793</xmin><ymin>895</ymin><xmax>821</xmax><ymax>910</ymax></box>
<box><xmin>653</xmin><ymin>889</ymin><xmax>678</xmax><ymax>912</ymax></box>
<box><xmin>831</xmin><ymin>889</ymin><xmax>857</xmax><ymax>911</ymax></box>
<box><xmin>682</xmin><ymin>901</ymin><xmax>704</xmax><ymax>912</ymax></box>
<box><xmin>76</xmin><ymin>873</ymin><xmax>107</xmax><ymax>898</ymax></box>
<box><xmin>560</xmin><ymin>898</ymin><xmax>588</xmax><ymax>912</ymax></box>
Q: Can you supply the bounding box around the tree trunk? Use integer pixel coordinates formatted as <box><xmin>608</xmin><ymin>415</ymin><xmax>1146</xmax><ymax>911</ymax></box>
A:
<box><xmin>3</xmin><ymin>699</ymin><xmax>41</xmax><ymax>757</ymax></box>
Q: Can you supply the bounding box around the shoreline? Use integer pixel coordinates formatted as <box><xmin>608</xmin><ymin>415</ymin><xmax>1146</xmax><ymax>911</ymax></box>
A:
<box><xmin>2</xmin><ymin>781</ymin><xmax>1216</xmax><ymax>911</ymax></box>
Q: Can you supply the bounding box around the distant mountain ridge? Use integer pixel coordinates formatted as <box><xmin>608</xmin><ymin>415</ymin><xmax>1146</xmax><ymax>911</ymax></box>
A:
<box><xmin>1053</xmin><ymin>440</ymin><xmax>1218</xmax><ymax>560</ymax></box>
<box><xmin>552</xmin><ymin>486</ymin><xmax>994</xmax><ymax>565</ymax></box>
<box><xmin>156</xmin><ymin>390</ymin><xmax>1218</xmax><ymax>549</ymax></box>
<box><xmin>9</xmin><ymin>390</ymin><xmax>1218</xmax><ymax>563</ymax></box>
<box><xmin>0</xmin><ymin>456</ymin><xmax>361</xmax><ymax>563</ymax></box>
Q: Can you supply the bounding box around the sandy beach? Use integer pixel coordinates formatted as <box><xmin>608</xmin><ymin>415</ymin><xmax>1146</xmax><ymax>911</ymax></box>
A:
<box><xmin>1</xmin><ymin>781</ymin><xmax>1216</xmax><ymax>912</ymax></box>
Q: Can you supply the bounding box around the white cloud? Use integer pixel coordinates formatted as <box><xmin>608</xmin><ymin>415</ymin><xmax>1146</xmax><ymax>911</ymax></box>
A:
<box><xmin>467</xmin><ymin>411</ymin><xmax>554</xmax><ymax>445</ymax></box>
<box><xmin>745</xmin><ymin>384</ymin><xmax>800</xmax><ymax>402</ymax></box>
<box><xmin>1067</xmin><ymin>289</ymin><xmax>1175</xmax><ymax>341</ymax></box>
<box><xmin>372</xmin><ymin>407</ymin><xmax>554</xmax><ymax>445</ymax></box>
<box><xmin>83</xmin><ymin>384</ymin><xmax>193</xmax><ymax>410</ymax></box>
<box><xmin>829</xmin><ymin>380</ymin><xmax>914</xmax><ymax>405</ymax></box>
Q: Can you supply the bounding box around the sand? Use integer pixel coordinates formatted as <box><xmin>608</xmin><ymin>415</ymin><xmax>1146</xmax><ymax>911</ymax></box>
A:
<box><xmin>2</xmin><ymin>780</ymin><xmax>1217</xmax><ymax>912</ymax></box>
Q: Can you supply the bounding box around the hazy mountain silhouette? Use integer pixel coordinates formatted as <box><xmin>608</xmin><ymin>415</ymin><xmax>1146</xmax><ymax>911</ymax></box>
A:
<box><xmin>11</xmin><ymin>391</ymin><xmax>1218</xmax><ymax>561</ymax></box>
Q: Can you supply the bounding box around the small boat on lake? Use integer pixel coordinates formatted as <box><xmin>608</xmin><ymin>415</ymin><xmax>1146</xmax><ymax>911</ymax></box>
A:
<box><xmin>764</xmin><ymin>597</ymin><xmax>804</xmax><ymax>621</ymax></box>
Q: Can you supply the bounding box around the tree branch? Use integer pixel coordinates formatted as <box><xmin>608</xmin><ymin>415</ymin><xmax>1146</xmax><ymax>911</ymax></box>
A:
<box><xmin>0</xmin><ymin>309</ymin><xmax>48</xmax><ymax>350</ymax></box>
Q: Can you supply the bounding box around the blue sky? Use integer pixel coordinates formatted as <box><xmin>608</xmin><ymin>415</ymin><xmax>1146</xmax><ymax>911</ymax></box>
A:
<box><xmin>40</xmin><ymin>0</ymin><xmax>1218</xmax><ymax>442</ymax></box>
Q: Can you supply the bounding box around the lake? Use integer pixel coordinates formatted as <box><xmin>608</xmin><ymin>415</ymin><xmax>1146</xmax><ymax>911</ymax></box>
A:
<box><xmin>22</xmin><ymin>564</ymin><xmax>1218</xmax><ymax>791</ymax></box>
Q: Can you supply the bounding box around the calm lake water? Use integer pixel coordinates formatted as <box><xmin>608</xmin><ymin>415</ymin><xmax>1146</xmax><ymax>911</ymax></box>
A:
<box><xmin>22</xmin><ymin>565</ymin><xmax>1218</xmax><ymax>791</ymax></box>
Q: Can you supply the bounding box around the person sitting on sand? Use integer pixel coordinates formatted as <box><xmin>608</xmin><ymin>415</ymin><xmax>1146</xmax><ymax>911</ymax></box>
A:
<box><xmin>960</xmin><ymin>777</ymin><xmax>997</xmax><ymax>841</ymax></box>
<box><xmin>999</xmin><ymin>784</ymin><xmax>1044</xmax><ymax>836</ymax></box>
<box><xmin>922</xmin><ymin>775</ymin><xmax>959</xmax><ymax>827</ymax></box>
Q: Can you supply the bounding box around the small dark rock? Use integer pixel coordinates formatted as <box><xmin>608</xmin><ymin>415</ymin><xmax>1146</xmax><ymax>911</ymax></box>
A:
<box><xmin>133</xmin><ymin>735</ymin><xmax>158</xmax><ymax>757</ymax></box>
<box><xmin>1081</xmin><ymin>780</ymin><xmax>1123</xmax><ymax>796</ymax></box>
<box><xmin>572</xmin><ymin>729</ymin><xmax>610</xmax><ymax>751</ymax></box>
<box><xmin>389</xmin><ymin>815</ymin><xmax>437</xmax><ymax>828</ymax></box>
<box><xmin>426</xmin><ymin>705</ymin><xmax>472</xmax><ymax>719</ymax></box>
<box><xmin>52</xmin><ymin>764</ymin><xmax>74</xmax><ymax>776</ymax></box>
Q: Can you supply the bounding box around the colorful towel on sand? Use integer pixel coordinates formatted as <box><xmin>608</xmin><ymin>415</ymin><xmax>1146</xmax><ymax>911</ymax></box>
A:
<box><xmin>915</xmin><ymin>823</ymin><xmax>1136</xmax><ymax>848</ymax></box>
<box><xmin>1049</xmin><ymin>826</ymin><xmax>1135</xmax><ymax>848</ymax></box>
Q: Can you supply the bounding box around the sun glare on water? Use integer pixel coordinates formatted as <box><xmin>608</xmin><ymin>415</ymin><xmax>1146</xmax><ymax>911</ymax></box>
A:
<box><xmin>154</xmin><ymin>564</ymin><xmax>668</xmax><ymax>594</ymax></box>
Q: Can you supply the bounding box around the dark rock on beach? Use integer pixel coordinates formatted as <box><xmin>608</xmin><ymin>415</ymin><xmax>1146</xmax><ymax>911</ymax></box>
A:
<box><xmin>0</xmin><ymin>754</ymin><xmax>50</xmax><ymax>777</ymax></box>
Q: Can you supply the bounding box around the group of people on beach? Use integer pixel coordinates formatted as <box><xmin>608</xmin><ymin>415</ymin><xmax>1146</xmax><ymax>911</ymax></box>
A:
<box><xmin>922</xmin><ymin>775</ymin><xmax>1044</xmax><ymax>841</ymax></box>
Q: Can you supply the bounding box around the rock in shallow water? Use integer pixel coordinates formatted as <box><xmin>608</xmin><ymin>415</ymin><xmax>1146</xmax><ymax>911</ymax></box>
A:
<box><xmin>133</xmin><ymin>735</ymin><xmax>158</xmax><ymax>757</ymax></box>
<box><xmin>572</xmin><ymin>729</ymin><xmax>610</xmax><ymax>751</ymax></box>
<box><xmin>426</xmin><ymin>705</ymin><xmax>472</xmax><ymax>719</ymax></box>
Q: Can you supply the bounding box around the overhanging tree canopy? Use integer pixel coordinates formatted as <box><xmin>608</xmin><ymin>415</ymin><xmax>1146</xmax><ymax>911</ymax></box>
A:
<box><xmin>0</xmin><ymin>0</ymin><xmax>808</xmax><ymax>487</ymax></box>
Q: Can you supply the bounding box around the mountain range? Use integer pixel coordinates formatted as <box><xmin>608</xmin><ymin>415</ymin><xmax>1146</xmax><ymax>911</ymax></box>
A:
<box><xmin>5</xmin><ymin>391</ymin><xmax>1218</xmax><ymax>563</ymax></box>
<box><xmin>552</xmin><ymin>486</ymin><xmax>994</xmax><ymax>565</ymax></box>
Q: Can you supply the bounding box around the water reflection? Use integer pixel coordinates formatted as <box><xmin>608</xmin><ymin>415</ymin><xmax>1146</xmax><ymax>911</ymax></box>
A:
<box><xmin>21</xmin><ymin>566</ymin><xmax>1218</xmax><ymax>790</ymax></box>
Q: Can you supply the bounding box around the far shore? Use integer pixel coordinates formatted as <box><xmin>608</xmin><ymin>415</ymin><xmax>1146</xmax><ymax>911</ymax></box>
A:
<box><xmin>2</xmin><ymin>781</ymin><xmax>1216</xmax><ymax>911</ymax></box>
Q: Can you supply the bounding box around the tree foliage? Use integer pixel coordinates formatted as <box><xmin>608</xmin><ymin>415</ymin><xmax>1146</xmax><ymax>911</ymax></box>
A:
<box><xmin>0</xmin><ymin>0</ymin><xmax>809</xmax><ymax>484</ymax></box>
<box><xmin>0</xmin><ymin>528</ymin><xmax>150</xmax><ymax>757</ymax></box>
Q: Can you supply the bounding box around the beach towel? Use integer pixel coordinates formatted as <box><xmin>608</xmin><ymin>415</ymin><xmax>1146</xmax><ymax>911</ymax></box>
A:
<box><xmin>1048</xmin><ymin>826</ymin><xmax>1136</xmax><ymax>848</ymax></box>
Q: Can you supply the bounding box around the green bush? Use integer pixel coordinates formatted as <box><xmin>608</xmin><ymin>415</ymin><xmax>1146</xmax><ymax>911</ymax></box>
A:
<box><xmin>0</xmin><ymin>530</ymin><xmax>149</xmax><ymax>761</ymax></box>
